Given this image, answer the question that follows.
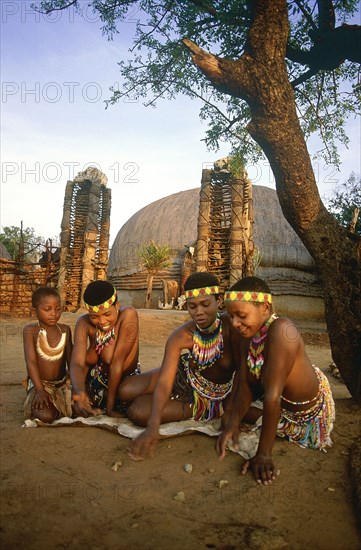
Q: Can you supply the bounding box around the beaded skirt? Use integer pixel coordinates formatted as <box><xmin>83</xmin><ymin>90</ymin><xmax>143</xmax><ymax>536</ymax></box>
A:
<box><xmin>277</xmin><ymin>367</ymin><xmax>335</xmax><ymax>450</ymax></box>
<box><xmin>171</xmin><ymin>353</ymin><xmax>233</xmax><ymax>422</ymax></box>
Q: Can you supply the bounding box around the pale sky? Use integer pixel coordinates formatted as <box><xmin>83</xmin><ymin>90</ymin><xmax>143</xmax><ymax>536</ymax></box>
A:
<box><xmin>1</xmin><ymin>1</ymin><xmax>360</xmax><ymax>247</ymax></box>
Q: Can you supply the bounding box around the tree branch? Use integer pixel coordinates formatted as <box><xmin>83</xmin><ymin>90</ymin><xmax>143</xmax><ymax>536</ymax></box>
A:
<box><xmin>348</xmin><ymin>207</ymin><xmax>360</xmax><ymax>234</ymax></box>
<box><xmin>182</xmin><ymin>38</ymin><xmax>223</xmax><ymax>80</ymax></box>
<box><xmin>291</xmin><ymin>67</ymin><xmax>318</xmax><ymax>87</ymax></box>
<box><xmin>34</xmin><ymin>0</ymin><xmax>78</xmax><ymax>14</ymax></box>
<box><xmin>186</xmin><ymin>0</ymin><xmax>218</xmax><ymax>17</ymax></box>
<box><xmin>288</xmin><ymin>24</ymin><xmax>361</xmax><ymax>80</ymax></box>
<box><xmin>182</xmin><ymin>37</ymin><xmax>252</xmax><ymax>100</ymax></box>
<box><xmin>130</xmin><ymin>1</ymin><xmax>175</xmax><ymax>52</ymax></box>
<box><xmin>293</xmin><ymin>0</ymin><xmax>318</xmax><ymax>32</ymax></box>
<box><xmin>317</xmin><ymin>0</ymin><xmax>336</xmax><ymax>33</ymax></box>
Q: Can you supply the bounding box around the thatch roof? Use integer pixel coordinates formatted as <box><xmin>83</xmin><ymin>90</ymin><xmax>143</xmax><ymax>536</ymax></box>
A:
<box><xmin>109</xmin><ymin>188</ymin><xmax>199</xmax><ymax>277</ymax></box>
<box><xmin>108</xmin><ymin>185</ymin><xmax>322</xmax><ymax>296</ymax></box>
<box><xmin>0</xmin><ymin>243</ymin><xmax>11</xmax><ymax>260</ymax></box>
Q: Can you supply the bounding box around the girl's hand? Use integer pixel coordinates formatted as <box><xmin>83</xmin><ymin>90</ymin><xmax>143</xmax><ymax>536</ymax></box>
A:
<box><xmin>216</xmin><ymin>413</ymin><xmax>241</xmax><ymax>460</ymax></box>
<box><xmin>216</xmin><ymin>424</ymin><xmax>240</xmax><ymax>460</ymax></box>
<box><xmin>72</xmin><ymin>392</ymin><xmax>102</xmax><ymax>417</ymax></box>
<box><xmin>128</xmin><ymin>428</ymin><xmax>159</xmax><ymax>461</ymax></box>
<box><xmin>32</xmin><ymin>389</ymin><xmax>52</xmax><ymax>411</ymax></box>
<box><xmin>241</xmin><ymin>453</ymin><xmax>279</xmax><ymax>485</ymax></box>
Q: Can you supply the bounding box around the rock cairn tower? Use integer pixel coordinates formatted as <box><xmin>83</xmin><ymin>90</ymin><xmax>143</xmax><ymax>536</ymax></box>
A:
<box><xmin>58</xmin><ymin>167</ymin><xmax>111</xmax><ymax>311</ymax></box>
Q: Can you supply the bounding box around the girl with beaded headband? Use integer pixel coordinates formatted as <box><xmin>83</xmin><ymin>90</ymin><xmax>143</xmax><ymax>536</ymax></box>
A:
<box><xmin>70</xmin><ymin>280</ymin><xmax>140</xmax><ymax>418</ymax></box>
<box><xmin>217</xmin><ymin>276</ymin><xmax>335</xmax><ymax>486</ymax></box>
<box><xmin>121</xmin><ymin>272</ymin><xmax>239</xmax><ymax>462</ymax></box>
<box><xmin>23</xmin><ymin>287</ymin><xmax>73</xmax><ymax>424</ymax></box>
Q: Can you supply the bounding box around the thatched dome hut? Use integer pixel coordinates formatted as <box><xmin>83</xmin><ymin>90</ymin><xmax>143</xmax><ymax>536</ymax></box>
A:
<box><xmin>108</xmin><ymin>185</ymin><xmax>324</xmax><ymax>318</ymax></box>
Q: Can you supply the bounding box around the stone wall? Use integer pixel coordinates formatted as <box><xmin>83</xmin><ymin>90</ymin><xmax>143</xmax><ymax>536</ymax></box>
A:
<box><xmin>0</xmin><ymin>259</ymin><xmax>59</xmax><ymax>317</ymax></box>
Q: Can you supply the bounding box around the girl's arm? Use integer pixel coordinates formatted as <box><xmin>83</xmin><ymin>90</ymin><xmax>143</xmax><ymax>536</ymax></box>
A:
<box><xmin>106</xmin><ymin>307</ymin><xmax>139</xmax><ymax>415</ymax></box>
<box><xmin>70</xmin><ymin>318</ymin><xmax>99</xmax><ymax>416</ymax></box>
<box><xmin>23</xmin><ymin>325</ymin><xmax>52</xmax><ymax>407</ymax></box>
<box><xmin>244</xmin><ymin>318</ymin><xmax>297</xmax><ymax>485</ymax></box>
<box><xmin>128</xmin><ymin>329</ymin><xmax>185</xmax><ymax>459</ymax></box>
<box><xmin>217</xmin><ymin>336</ymin><xmax>253</xmax><ymax>459</ymax></box>
<box><xmin>64</xmin><ymin>325</ymin><xmax>73</xmax><ymax>369</ymax></box>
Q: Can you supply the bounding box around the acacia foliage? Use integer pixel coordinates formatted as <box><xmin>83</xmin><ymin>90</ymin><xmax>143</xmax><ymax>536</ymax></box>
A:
<box><xmin>327</xmin><ymin>172</ymin><xmax>361</xmax><ymax>234</ymax></box>
<box><xmin>37</xmin><ymin>0</ymin><xmax>360</xmax><ymax>165</ymax></box>
<box><xmin>0</xmin><ymin>225</ymin><xmax>45</xmax><ymax>261</ymax></box>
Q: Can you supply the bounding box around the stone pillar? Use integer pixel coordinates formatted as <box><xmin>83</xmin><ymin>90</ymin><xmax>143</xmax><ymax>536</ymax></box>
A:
<box><xmin>97</xmin><ymin>187</ymin><xmax>111</xmax><ymax>280</ymax></box>
<box><xmin>58</xmin><ymin>181</ymin><xmax>73</xmax><ymax>307</ymax></box>
<box><xmin>229</xmin><ymin>177</ymin><xmax>244</xmax><ymax>286</ymax></box>
<box><xmin>196</xmin><ymin>169</ymin><xmax>212</xmax><ymax>272</ymax></box>
<box><xmin>229</xmin><ymin>174</ymin><xmax>254</xmax><ymax>286</ymax></box>
<box><xmin>80</xmin><ymin>180</ymin><xmax>101</xmax><ymax>303</ymax></box>
<box><xmin>58</xmin><ymin>167</ymin><xmax>111</xmax><ymax>311</ymax></box>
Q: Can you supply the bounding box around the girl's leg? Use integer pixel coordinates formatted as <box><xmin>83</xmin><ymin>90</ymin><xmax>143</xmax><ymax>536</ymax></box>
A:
<box><xmin>118</xmin><ymin>368</ymin><xmax>161</xmax><ymax>402</ymax></box>
<box><xmin>243</xmin><ymin>406</ymin><xmax>263</xmax><ymax>423</ymax></box>
<box><xmin>31</xmin><ymin>400</ymin><xmax>59</xmax><ymax>424</ymax></box>
<box><xmin>127</xmin><ymin>395</ymin><xmax>193</xmax><ymax>427</ymax></box>
<box><xmin>25</xmin><ymin>387</ymin><xmax>59</xmax><ymax>424</ymax></box>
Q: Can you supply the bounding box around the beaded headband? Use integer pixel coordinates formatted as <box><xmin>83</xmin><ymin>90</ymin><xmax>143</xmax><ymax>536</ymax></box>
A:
<box><xmin>185</xmin><ymin>286</ymin><xmax>219</xmax><ymax>299</ymax></box>
<box><xmin>224</xmin><ymin>290</ymin><xmax>272</xmax><ymax>303</ymax></box>
<box><xmin>84</xmin><ymin>288</ymin><xmax>117</xmax><ymax>313</ymax></box>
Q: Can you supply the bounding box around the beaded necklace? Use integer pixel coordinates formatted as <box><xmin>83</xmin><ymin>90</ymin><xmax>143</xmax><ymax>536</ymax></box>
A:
<box><xmin>192</xmin><ymin>314</ymin><xmax>224</xmax><ymax>371</ymax></box>
<box><xmin>247</xmin><ymin>314</ymin><xmax>277</xmax><ymax>379</ymax></box>
<box><xmin>95</xmin><ymin>327</ymin><xmax>115</xmax><ymax>355</ymax></box>
<box><xmin>36</xmin><ymin>324</ymin><xmax>66</xmax><ymax>362</ymax></box>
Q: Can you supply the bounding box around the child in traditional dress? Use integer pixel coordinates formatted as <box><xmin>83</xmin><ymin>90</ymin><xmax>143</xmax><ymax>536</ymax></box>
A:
<box><xmin>126</xmin><ymin>272</ymin><xmax>238</xmax><ymax>460</ymax></box>
<box><xmin>217</xmin><ymin>276</ymin><xmax>335</xmax><ymax>485</ymax></box>
<box><xmin>70</xmin><ymin>280</ymin><xmax>140</xmax><ymax>418</ymax></box>
<box><xmin>23</xmin><ymin>287</ymin><xmax>73</xmax><ymax>423</ymax></box>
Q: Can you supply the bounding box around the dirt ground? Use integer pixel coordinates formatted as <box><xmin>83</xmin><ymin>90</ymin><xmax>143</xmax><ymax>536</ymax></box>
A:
<box><xmin>1</xmin><ymin>310</ymin><xmax>360</xmax><ymax>550</ymax></box>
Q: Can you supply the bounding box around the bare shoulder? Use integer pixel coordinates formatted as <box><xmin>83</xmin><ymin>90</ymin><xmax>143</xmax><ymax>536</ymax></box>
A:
<box><xmin>167</xmin><ymin>319</ymin><xmax>193</xmax><ymax>346</ymax></box>
<box><xmin>270</xmin><ymin>316</ymin><xmax>302</xmax><ymax>347</ymax></box>
<box><xmin>75</xmin><ymin>313</ymin><xmax>91</xmax><ymax>327</ymax></box>
<box><xmin>58</xmin><ymin>322</ymin><xmax>72</xmax><ymax>333</ymax></box>
<box><xmin>119</xmin><ymin>305</ymin><xmax>138</xmax><ymax>320</ymax></box>
<box><xmin>23</xmin><ymin>322</ymin><xmax>38</xmax><ymax>336</ymax></box>
<box><xmin>74</xmin><ymin>314</ymin><xmax>92</xmax><ymax>336</ymax></box>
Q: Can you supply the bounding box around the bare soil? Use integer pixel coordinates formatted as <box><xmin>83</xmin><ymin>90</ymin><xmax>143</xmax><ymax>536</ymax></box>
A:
<box><xmin>1</xmin><ymin>310</ymin><xmax>360</xmax><ymax>550</ymax></box>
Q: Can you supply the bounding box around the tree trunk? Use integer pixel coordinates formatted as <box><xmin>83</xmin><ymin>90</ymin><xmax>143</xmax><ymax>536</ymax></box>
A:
<box><xmin>184</xmin><ymin>0</ymin><xmax>361</xmax><ymax>401</ymax></box>
<box><xmin>145</xmin><ymin>273</ymin><xmax>154</xmax><ymax>309</ymax></box>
